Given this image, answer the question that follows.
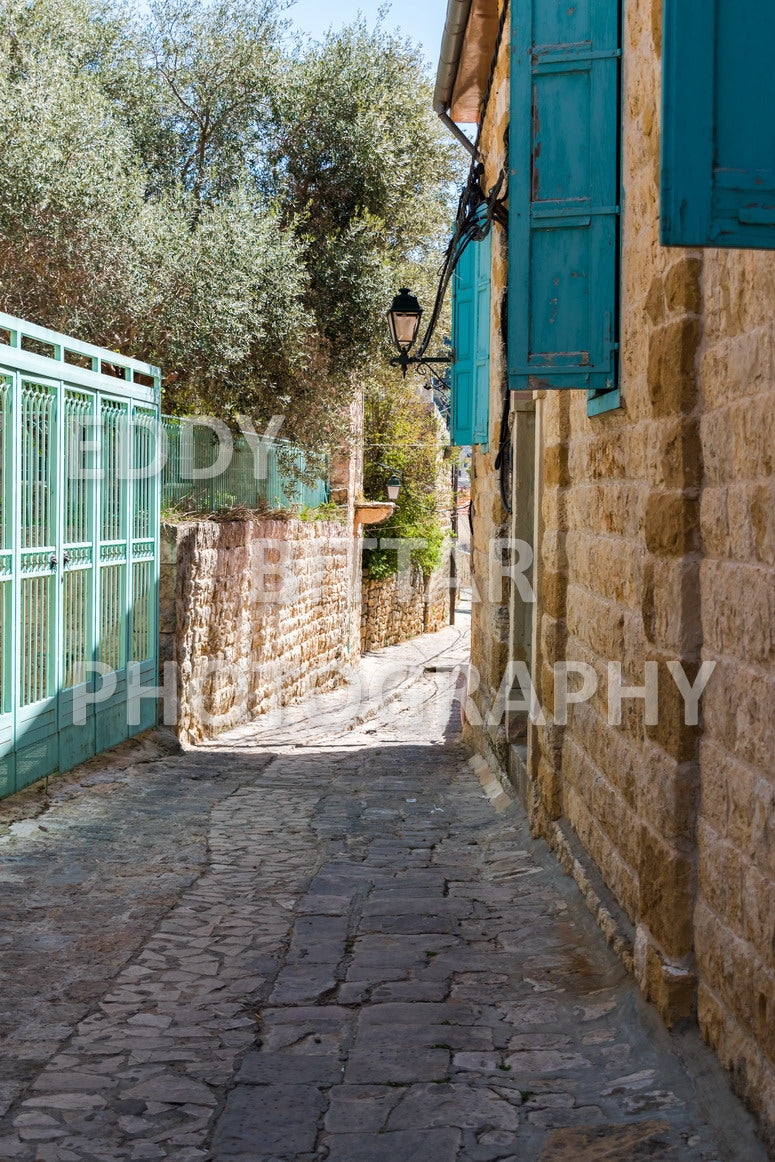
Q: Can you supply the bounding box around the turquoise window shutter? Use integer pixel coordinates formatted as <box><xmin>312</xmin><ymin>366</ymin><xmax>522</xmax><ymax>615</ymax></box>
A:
<box><xmin>508</xmin><ymin>0</ymin><xmax>621</xmax><ymax>413</ymax></box>
<box><xmin>452</xmin><ymin>240</ymin><xmax>475</xmax><ymax>445</ymax></box>
<box><xmin>473</xmin><ymin>229</ymin><xmax>492</xmax><ymax>445</ymax></box>
<box><xmin>662</xmin><ymin>1</ymin><xmax>775</xmax><ymax>249</ymax></box>
<box><xmin>452</xmin><ymin>234</ymin><xmax>491</xmax><ymax>446</ymax></box>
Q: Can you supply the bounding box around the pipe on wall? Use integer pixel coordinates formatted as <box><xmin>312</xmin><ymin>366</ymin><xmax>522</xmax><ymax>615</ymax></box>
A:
<box><xmin>434</xmin><ymin>0</ymin><xmax>477</xmax><ymax>156</ymax></box>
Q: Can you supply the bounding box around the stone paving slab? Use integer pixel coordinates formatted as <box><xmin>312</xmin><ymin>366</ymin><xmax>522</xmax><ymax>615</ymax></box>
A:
<box><xmin>322</xmin><ymin>1127</ymin><xmax>462</xmax><ymax>1162</ymax></box>
<box><xmin>211</xmin><ymin>1084</ymin><xmax>327</xmax><ymax>1155</ymax></box>
<box><xmin>0</xmin><ymin>614</ymin><xmax>769</xmax><ymax>1161</ymax></box>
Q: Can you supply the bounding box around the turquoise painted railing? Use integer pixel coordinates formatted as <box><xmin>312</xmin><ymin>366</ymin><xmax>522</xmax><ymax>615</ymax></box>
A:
<box><xmin>160</xmin><ymin>415</ymin><xmax>329</xmax><ymax>513</ymax></box>
<box><xmin>0</xmin><ymin>309</ymin><xmax>331</xmax><ymax>801</ymax></box>
<box><xmin>0</xmin><ymin>310</ymin><xmax>161</xmax><ymax>798</ymax></box>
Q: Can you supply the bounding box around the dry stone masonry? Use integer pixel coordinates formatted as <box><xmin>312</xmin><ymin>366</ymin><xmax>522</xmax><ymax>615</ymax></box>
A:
<box><xmin>160</xmin><ymin>517</ymin><xmax>358</xmax><ymax>745</ymax></box>
<box><xmin>361</xmin><ymin>565</ymin><xmax>449</xmax><ymax>653</ymax></box>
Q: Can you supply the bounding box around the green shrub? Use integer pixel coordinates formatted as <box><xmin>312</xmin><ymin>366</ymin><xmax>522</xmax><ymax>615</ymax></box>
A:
<box><xmin>362</xmin><ymin>373</ymin><xmax>449</xmax><ymax>581</ymax></box>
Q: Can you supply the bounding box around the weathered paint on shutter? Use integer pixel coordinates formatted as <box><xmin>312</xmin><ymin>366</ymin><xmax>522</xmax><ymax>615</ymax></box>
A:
<box><xmin>508</xmin><ymin>0</ymin><xmax>621</xmax><ymax>412</ymax></box>
<box><xmin>662</xmin><ymin>0</ymin><xmax>775</xmax><ymax>249</ymax></box>
<box><xmin>452</xmin><ymin>234</ymin><xmax>491</xmax><ymax>446</ymax></box>
<box><xmin>452</xmin><ymin>239</ymin><xmax>476</xmax><ymax>446</ymax></box>
<box><xmin>473</xmin><ymin>229</ymin><xmax>492</xmax><ymax>445</ymax></box>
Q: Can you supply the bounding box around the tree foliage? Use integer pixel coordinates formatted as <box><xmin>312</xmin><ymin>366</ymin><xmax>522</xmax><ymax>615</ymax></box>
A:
<box><xmin>0</xmin><ymin>0</ymin><xmax>461</xmax><ymax>455</ymax></box>
<box><xmin>269</xmin><ymin>17</ymin><xmax>458</xmax><ymax>371</ymax></box>
<box><xmin>362</xmin><ymin>373</ymin><xmax>450</xmax><ymax>579</ymax></box>
<box><xmin>132</xmin><ymin>0</ymin><xmax>284</xmax><ymax>204</ymax></box>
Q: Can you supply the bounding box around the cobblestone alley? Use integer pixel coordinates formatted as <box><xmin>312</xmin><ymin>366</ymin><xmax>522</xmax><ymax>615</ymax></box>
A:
<box><xmin>0</xmin><ymin>626</ymin><xmax>767</xmax><ymax>1162</ymax></box>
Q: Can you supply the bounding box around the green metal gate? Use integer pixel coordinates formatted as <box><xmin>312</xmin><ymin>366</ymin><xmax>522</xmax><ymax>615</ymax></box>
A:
<box><xmin>0</xmin><ymin>312</ymin><xmax>161</xmax><ymax>797</ymax></box>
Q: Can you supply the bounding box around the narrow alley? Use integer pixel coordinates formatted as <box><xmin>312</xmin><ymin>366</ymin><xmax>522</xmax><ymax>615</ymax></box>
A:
<box><xmin>0</xmin><ymin>625</ymin><xmax>766</xmax><ymax>1162</ymax></box>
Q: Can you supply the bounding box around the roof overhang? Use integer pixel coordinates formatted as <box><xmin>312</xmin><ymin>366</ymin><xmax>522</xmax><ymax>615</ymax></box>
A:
<box><xmin>433</xmin><ymin>0</ymin><xmax>501</xmax><ymax>125</ymax></box>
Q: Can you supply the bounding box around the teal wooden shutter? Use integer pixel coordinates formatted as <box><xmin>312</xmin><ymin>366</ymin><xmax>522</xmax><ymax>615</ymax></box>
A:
<box><xmin>508</xmin><ymin>0</ymin><xmax>621</xmax><ymax>413</ymax></box>
<box><xmin>452</xmin><ymin>233</ymin><xmax>491</xmax><ymax>446</ymax></box>
<box><xmin>473</xmin><ymin>229</ymin><xmax>492</xmax><ymax>444</ymax></box>
<box><xmin>662</xmin><ymin>1</ymin><xmax>775</xmax><ymax>249</ymax></box>
<box><xmin>452</xmin><ymin>240</ymin><xmax>475</xmax><ymax>445</ymax></box>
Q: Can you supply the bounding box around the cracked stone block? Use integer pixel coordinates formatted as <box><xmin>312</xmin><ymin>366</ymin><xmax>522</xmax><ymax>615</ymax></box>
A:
<box><xmin>269</xmin><ymin>965</ymin><xmax>339</xmax><ymax>1005</ymax></box>
<box><xmin>359</xmin><ymin>1003</ymin><xmax>481</xmax><ymax>1027</ymax></box>
<box><xmin>210</xmin><ymin>1085</ymin><xmax>326</xmax><ymax>1155</ymax></box>
<box><xmin>386</xmin><ymin>1082</ymin><xmax>520</xmax><ymax>1131</ymax></box>
<box><xmin>297</xmin><ymin>895</ymin><xmax>354</xmax><ymax>916</ymax></box>
<box><xmin>237</xmin><ymin>1052</ymin><xmax>343</xmax><ymax>1086</ymax></box>
<box><xmin>324</xmin><ymin>1085</ymin><xmax>404</xmax><ymax>1133</ymax></box>
<box><xmin>361</xmin><ymin>898</ymin><xmax>465</xmax><ymax>917</ymax></box>
<box><xmin>355</xmin><ymin>1023</ymin><xmax>493</xmax><ymax>1054</ymax></box>
<box><xmin>344</xmin><ymin>1045</ymin><xmax>450</xmax><ymax>1084</ymax></box>
<box><xmin>360</xmin><ymin>915</ymin><xmax>457</xmax><ymax>936</ymax></box>
<box><xmin>322</xmin><ymin>1128</ymin><xmax>462</xmax><ymax>1162</ymax></box>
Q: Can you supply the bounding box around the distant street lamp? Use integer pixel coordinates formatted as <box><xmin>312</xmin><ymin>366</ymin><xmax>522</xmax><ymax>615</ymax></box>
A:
<box><xmin>386</xmin><ymin>288</ymin><xmax>452</xmax><ymax>379</ymax></box>
<box><xmin>386</xmin><ymin>472</ymin><xmax>401</xmax><ymax>502</ymax></box>
<box><xmin>370</xmin><ymin>462</ymin><xmax>403</xmax><ymax>503</ymax></box>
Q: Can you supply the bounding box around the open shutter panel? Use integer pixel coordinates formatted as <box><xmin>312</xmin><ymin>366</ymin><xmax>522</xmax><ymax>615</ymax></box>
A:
<box><xmin>472</xmin><ymin>229</ymin><xmax>492</xmax><ymax>445</ymax></box>
<box><xmin>508</xmin><ymin>0</ymin><xmax>620</xmax><ymax>399</ymax></box>
<box><xmin>451</xmin><ymin>239</ymin><xmax>476</xmax><ymax>446</ymax></box>
<box><xmin>452</xmin><ymin>234</ymin><xmax>491</xmax><ymax>446</ymax></box>
<box><xmin>662</xmin><ymin>0</ymin><xmax>775</xmax><ymax>249</ymax></box>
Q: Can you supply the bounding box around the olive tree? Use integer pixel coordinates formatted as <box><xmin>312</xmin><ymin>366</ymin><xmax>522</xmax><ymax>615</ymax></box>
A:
<box><xmin>0</xmin><ymin>0</ymin><xmax>462</xmax><ymax>460</ymax></box>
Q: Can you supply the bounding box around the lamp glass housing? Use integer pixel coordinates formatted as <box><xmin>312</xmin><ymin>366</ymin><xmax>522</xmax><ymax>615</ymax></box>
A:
<box><xmin>387</xmin><ymin>474</ymin><xmax>401</xmax><ymax>502</ymax></box>
<box><xmin>387</xmin><ymin>288</ymin><xmax>422</xmax><ymax>352</ymax></box>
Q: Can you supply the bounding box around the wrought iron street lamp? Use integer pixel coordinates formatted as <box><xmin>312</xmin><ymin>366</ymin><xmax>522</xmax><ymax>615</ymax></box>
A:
<box><xmin>370</xmin><ymin>462</ymin><xmax>403</xmax><ymax>502</ymax></box>
<box><xmin>387</xmin><ymin>288</ymin><xmax>452</xmax><ymax>380</ymax></box>
<box><xmin>387</xmin><ymin>288</ymin><xmax>422</xmax><ymax>352</ymax></box>
<box><xmin>386</xmin><ymin>472</ymin><xmax>401</xmax><ymax>502</ymax></box>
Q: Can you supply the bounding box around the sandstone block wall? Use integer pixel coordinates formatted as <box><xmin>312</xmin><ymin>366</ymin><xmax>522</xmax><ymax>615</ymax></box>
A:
<box><xmin>694</xmin><ymin>248</ymin><xmax>775</xmax><ymax>1132</ymax></box>
<box><xmin>160</xmin><ymin>517</ymin><xmax>356</xmax><ymax>744</ymax></box>
<box><xmin>463</xmin><ymin>0</ymin><xmax>775</xmax><ymax>1142</ymax></box>
<box><xmin>532</xmin><ymin>2</ymin><xmax>707</xmax><ymax>1026</ymax></box>
<box><xmin>361</xmin><ymin>564</ymin><xmax>449</xmax><ymax>653</ymax></box>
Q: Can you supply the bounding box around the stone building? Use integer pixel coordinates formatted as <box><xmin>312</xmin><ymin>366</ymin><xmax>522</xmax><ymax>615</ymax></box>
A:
<box><xmin>434</xmin><ymin>0</ymin><xmax>775</xmax><ymax>1143</ymax></box>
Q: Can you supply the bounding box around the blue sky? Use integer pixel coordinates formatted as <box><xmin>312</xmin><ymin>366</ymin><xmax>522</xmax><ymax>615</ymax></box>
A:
<box><xmin>285</xmin><ymin>0</ymin><xmax>449</xmax><ymax>67</ymax></box>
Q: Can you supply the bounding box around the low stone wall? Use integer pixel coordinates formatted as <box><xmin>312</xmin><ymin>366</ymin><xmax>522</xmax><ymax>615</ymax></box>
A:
<box><xmin>456</xmin><ymin>546</ymin><xmax>472</xmax><ymax>589</ymax></box>
<box><xmin>361</xmin><ymin>565</ymin><xmax>449</xmax><ymax>653</ymax></box>
<box><xmin>160</xmin><ymin>517</ymin><xmax>357</xmax><ymax>744</ymax></box>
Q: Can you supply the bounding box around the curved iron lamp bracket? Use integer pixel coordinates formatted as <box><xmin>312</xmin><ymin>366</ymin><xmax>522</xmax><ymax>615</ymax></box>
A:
<box><xmin>389</xmin><ymin>351</ymin><xmax>452</xmax><ymax>381</ymax></box>
<box><xmin>387</xmin><ymin>162</ymin><xmax>507</xmax><ymax>385</ymax></box>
